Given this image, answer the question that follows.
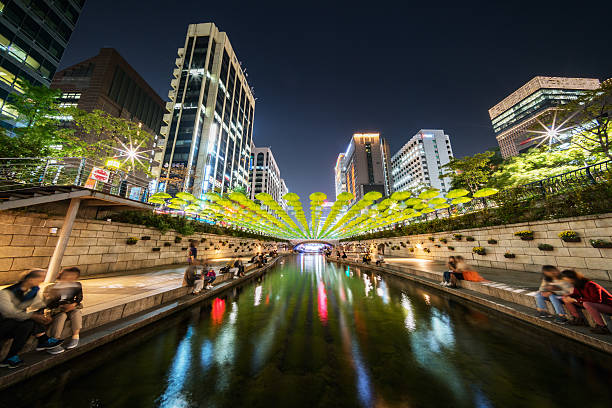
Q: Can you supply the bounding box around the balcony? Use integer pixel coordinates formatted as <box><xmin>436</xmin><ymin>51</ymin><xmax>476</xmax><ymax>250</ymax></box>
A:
<box><xmin>162</xmin><ymin>113</ymin><xmax>172</xmax><ymax>124</ymax></box>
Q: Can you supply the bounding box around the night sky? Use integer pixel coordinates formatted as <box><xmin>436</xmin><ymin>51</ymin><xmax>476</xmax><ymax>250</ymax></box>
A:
<box><xmin>60</xmin><ymin>1</ymin><xmax>612</xmax><ymax>200</ymax></box>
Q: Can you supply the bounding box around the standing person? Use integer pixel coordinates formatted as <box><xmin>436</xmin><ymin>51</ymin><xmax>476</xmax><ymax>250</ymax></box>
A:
<box><xmin>188</xmin><ymin>241</ymin><xmax>198</xmax><ymax>265</ymax></box>
<box><xmin>561</xmin><ymin>270</ymin><xmax>612</xmax><ymax>334</ymax></box>
<box><xmin>204</xmin><ymin>269</ymin><xmax>217</xmax><ymax>290</ymax></box>
<box><xmin>534</xmin><ymin>265</ymin><xmax>571</xmax><ymax>323</ymax></box>
<box><xmin>441</xmin><ymin>256</ymin><xmax>457</xmax><ymax>286</ymax></box>
<box><xmin>0</xmin><ymin>269</ymin><xmax>64</xmax><ymax>368</ymax></box>
<box><xmin>44</xmin><ymin>267</ymin><xmax>83</xmax><ymax>350</ymax></box>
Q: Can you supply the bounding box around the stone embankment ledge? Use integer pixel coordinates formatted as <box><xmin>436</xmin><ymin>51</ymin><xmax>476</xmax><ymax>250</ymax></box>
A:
<box><xmin>0</xmin><ymin>255</ymin><xmax>286</xmax><ymax>390</ymax></box>
<box><xmin>330</xmin><ymin>256</ymin><xmax>612</xmax><ymax>354</ymax></box>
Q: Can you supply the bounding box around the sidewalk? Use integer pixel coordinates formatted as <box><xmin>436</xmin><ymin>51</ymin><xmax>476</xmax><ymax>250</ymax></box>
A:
<box><xmin>333</xmin><ymin>255</ymin><xmax>612</xmax><ymax>354</ymax></box>
<box><xmin>0</xmin><ymin>255</ymin><xmax>282</xmax><ymax>389</ymax></box>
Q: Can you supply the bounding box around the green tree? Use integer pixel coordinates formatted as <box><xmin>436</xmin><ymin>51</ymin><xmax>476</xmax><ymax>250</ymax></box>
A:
<box><xmin>490</xmin><ymin>145</ymin><xmax>603</xmax><ymax>188</ymax></box>
<box><xmin>442</xmin><ymin>150</ymin><xmax>501</xmax><ymax>194</ymax></box>
<box><xmin>63</xmin><ymin>108</ymin><xmax>155</xmax><ymax>174</ymax></box>
<box><xmin>563</xmin><ymin>81</ymin><xmax>612</xmax><ymax>159</ymax></box>
<box><xmin>0</xmin><ymin>80</ymin><xmax>67</xmax><ymax>157</ymax></box>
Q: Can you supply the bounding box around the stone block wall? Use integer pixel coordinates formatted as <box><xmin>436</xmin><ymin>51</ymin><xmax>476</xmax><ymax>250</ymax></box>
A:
<box><xmin>346</xmin><ymin>213</ymin><xmax>612</xmax><ymax>281</ymax></box>
<box><xmin>0</xmin><ymin>211</ymin><xmax>278</xmax><ymax>284</ymax></box>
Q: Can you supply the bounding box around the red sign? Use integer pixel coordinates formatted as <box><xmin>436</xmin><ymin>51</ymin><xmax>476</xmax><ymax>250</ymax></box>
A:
<box><xmin>90</xmin><ymin>167</ymin><xmax>110</xmax><ymax>183</ymax></box>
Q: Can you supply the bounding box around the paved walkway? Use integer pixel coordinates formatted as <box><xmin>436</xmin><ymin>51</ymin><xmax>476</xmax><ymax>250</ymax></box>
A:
<box><xmin>375</xmin><ymin>256</ymin><xmax>612</xmax><ymax>291</ymax></box>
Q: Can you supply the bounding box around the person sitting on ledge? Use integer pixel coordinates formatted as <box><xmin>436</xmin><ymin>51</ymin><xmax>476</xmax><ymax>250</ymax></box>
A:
<box><xmin>183</xmin><ymin>264</ymin><xmax>204</xmax><ymax>294</ymax></box>
<box><xmin>341</xmin><ymin>252</ymin><xmax>347</xmax><ymax>259</ymax></box>
<box><xmin>534</xmin><ymin>265</ymin><xmax>571</xmax><ymax>324</ymax></box>
<box><xmin>561</xmin><ymin>269</ymin><xmax>612</xmax><ymax>334</ymax></box>
<box><xmin>43</xmin><ymin>267</ymin><xmax>84</xmax><ymax>351</ymax></box>
<box><xmin>375</xmin><ymin>254</ymin><xmax>385</xmax><ymax>266</ymax></box>
<box><xmin>441</xmin><ymin>256</ymin><xmax>457</xmax><ymax>287</ymax></box>
<box><xmin>362</xmin><ymin>253</ymin><xmax>371</xmax><ymax>264</ymax></box>
<box><xmin>450</xmin><ymin>256</ymin><xmax>485</xmax><ymax>288</ymax></box>
<box><xmin>0</xmin><ymin>269</ymin><xmax>64</xmax><ymax>368</ymax></box>
<box><xmin>204</xmin><ymin>269</ymin><xmax>217</xmax><ymax>290</ymax></box>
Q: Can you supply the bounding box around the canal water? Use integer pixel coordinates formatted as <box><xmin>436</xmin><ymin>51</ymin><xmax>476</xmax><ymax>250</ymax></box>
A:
<box><xmin>3</xmin><ymin>254</ymin><xmax>612</xmax><ymax>407</ymax></box>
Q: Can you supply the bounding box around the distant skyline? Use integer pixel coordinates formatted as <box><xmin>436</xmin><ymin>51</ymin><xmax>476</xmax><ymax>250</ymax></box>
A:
<box><xmin>59</xmin><ymin>0</ymin><xmax>612</xmax><ymax>200</ymax></box>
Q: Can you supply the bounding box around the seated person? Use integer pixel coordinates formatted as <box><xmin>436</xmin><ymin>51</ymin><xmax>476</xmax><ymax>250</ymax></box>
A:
<box><xmin>0</xmin><ymin>269</ymin><xmax>64</xmax><ymax>368</ymax></box>
<box><xmin>375</xmin><ymin>254</ymin><xmax>385</xmax><ymax>266</ymax></box>
<box><xmin>249</xmin><ymin>254</ymin><xmax>259</xmax><ymax>263</ymax></box>
<box><xmin>183</xmin><ymin>265</ymin><xmax>204</xmax><ymax>294</ymax></box>
<box><xmin>233</xmin><ymin>260</ymin><xmax>245</xmax><ymax>279</ymax></box>
<box><xmin>441</xmin><ymin>256</ymin><xmax>457</xmax><ymax>287</ymax></box>
<box><xmin>204</xmin><ymin>269</ymin><xmax>217</xmax><ymax>290</ymax></box>
<box><xmin>449</xmin><ymin>256</ymin><xmax>485</xmax><ymax>287</ymax></box>
<box><xmin>535</xmin><ymin>265</ymin><xmax>571</xmax><ymax>323</ymax></box>
<box><xmin>44</xmin><ymin>267</ymin><xmax>84</xmax><ymax>350</ymax></box>
<box><xmin>341</xmin><ymin>252</ymin><xmax>347</xmax><ymax>259</ymax></box>
<box><xmin>561</xmin><ymin>269</ymin><xmax>612</xmax><ymax>334</ymax></box>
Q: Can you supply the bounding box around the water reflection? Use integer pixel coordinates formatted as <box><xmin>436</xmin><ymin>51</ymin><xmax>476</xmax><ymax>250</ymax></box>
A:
<box><xmin>7</xmin><ymin>254</ymin><xmax>612</xmax><ymax>408</ymax></box>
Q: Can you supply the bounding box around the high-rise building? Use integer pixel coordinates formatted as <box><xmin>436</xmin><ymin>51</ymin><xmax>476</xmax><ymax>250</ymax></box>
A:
<box><xmin>489</xmin><ymin>76</ymin><xmax>600</xmax><ymax>158</ymax></box>
<box><xmin>249</xmin><ymin>145</ymin><xmax>287</xmax><ymax>204</ymax></box>
<box><xmin>340</xmin><ymin>133</ymin><xmax>391</xmax><ymax>204</ymax></box>
<box><xmin>0</xmin><ymin>0</ymin><xmax>86</xmax><ymax>122</ymax></box>
<box><xmin>391</xmin><ymin>129</ymin><xmax>453</xmax><ymax>193</ymax></box>
<box><xmin>334</xmin><ymin>153</ymin><xmax>346</xmax><ymax>199</ymax></box>
<box><xmin>51</xmin><ymin>48</ymin><xmax>164</xmax><ymax>150</ymax></box>
<box><xmin>157</xmin><ymin>23</ymin><xmax>255</xmax><ymax>197</ymax></box>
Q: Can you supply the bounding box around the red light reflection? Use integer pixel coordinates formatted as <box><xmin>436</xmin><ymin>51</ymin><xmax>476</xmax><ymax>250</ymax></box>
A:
<box><xmin>211</xmin><ymin>298</ymin><xmax>226</xmax><ymax>326</ymax></box>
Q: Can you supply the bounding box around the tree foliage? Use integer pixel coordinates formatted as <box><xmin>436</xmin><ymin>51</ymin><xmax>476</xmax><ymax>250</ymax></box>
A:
<box><xmin>442</xmin><ymin>150</ymin><xmax>501</xmax><ymax>193</ymax></box>
<box><xmin>0</xmin><ymin>80</ymin><xmax>68</xmax><ymax>158</ymax></box>
<box><xmin>564</xmin><ymin>81</ymin><xmax>612</xmax><ymax>159</ymax></box>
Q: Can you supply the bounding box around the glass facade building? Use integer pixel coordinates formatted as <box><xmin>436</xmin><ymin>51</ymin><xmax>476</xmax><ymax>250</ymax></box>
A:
<box><xmin>248</xmin><ymin>145</ymin><xmax>288</xmax><ymax>208</ymax></box>
<box><xmin>157</xmin><ymin>23</ymin><xmax>255</xmax><ymax>197</ymax></box>
<box><xmin>0</xmin><ymin>0</ymin><xmax>85</xmax><ymax>123</ymax></box>
<box><xmin>489</xmin><ymin>76</ymin><xmax>600</xmax><ymax>158</ymax></box>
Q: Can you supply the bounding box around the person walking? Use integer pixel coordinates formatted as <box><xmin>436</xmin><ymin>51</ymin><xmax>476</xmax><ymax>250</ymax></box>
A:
<box><xmin>561</xmin><ymin>270</ymin><xmax>612</xmax><ymax>334</ymax></box>
<box><xmin>188</xmin><ymin>241</ymin><xmax>198</xmax><ymax>265</ymax></box>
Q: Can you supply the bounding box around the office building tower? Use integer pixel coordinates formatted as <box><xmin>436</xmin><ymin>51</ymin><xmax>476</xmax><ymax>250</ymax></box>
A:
<box><xmin>0</xmin><ymin>0</ymin><xmax>86</xmax><ymax>123</ymax></box>
<box><xmin>391</xmin><ymin>129</ymin><xmax>453</xmax><ymax>193</ymax></box>
<box><xmin>334</xmin><ymin>153</ymin><xmax>346</xmax><ymax>199</ymax></box>
<box><xmin>489</xmin><ymin>76</ymin><xmax>600</xmax><ymax>158</ymax></box>
<box><xmin>51</xmin><ymin>48</ymin><xmax>164</xmax><ymax>151</ymax></box>
<box><xmin>340</xmin><ymin>133</ymin><xmax>391</xmax><ymax>204</ymax></box>
<box><xmin>249</xmin><ymin>145</ymin><xmax>287</xmax><ymax>205</ymax></box>
<box><xmin>157</xmin><ymin>22</ymin><xmax>255</xmax><ymax>197</ymax></box>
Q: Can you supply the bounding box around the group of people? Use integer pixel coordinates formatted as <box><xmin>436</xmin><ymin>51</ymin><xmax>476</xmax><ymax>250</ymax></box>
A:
<box><xmin>0</xmin><ymin>267</ymin><xmax>84</xmax><ymax>369</ymax></box>
<box><xmin>534</xmin><ymin>266</ymin><xmax>612</xmax><ymax>334</ymax></box>
<box><xmin>183</xmin><ymin>241</ymin><xmax>217</xmax><ymax>294</ymax></box>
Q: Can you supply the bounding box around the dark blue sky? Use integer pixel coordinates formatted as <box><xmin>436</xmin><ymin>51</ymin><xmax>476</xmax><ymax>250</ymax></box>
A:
<box><xmin>61</xmin><ymin>0</ymin><xmax>611</xmax><ymax>200</ymax></box>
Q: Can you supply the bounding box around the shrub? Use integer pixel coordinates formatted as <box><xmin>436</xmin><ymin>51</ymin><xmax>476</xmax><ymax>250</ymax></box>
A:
<box><xmin>409</xmin><ymin>247</ymin><xmax>415</xmax><ymax>252</ymax></box>
<box><xmin>181</xmin><ymin>247</ymin><xmax>188</xmax><ymax>250</ymax></box>
<box><xmin>141</xmin><ymin>236</ymin><xmax>151</xmax><ymax>241</ymax></box>
<box><xmin>163</xmin><ymin>242</ymin><xmax>172</xmax><ymax>247</ymax></box>
<box><xmin>448</xmin><ymin>246</ymin><xmax>455</xmax><ymax>251</ymax></box>
<box><xmin>538</xmin><ymin>243</ymin><xmax>554</xmax><ymax>251</ymax></box>
<box><xmin>558</xmin><ymin>230</ymin><xmax>580</xmax><ymax>242</ymax></box>
<box><xmin>504</xmin><ymin>252</ymin><xmax>516</xmax><ymax>258</ymax></box>
<box><xmin>423</xmin><ymin>248</ymin><xmax>431</xmax><ymax>253</ymax></box>
<box><xmin>590</xmin><ymin>239</ymin><xmax>612</xmax><ymax>248</ymax></box>
<box><xmin>453</xmin><ymin>234</ymin><xmax>463</xmax><ymax>241</ymax></box>
<box><xmin>435</xmin><ymin>244</ymin><xmax>441</xmax><ymax>248</ymax></box>
<box><xmin>200</xmin><ymin>238</ymin><xmax>206</xmax><ymax>243</ymax></box>
<box><xmin>428</xmin><ymin>237</ymin><xmax>435</xmax><ymax>241</ymax></box>
<box><xmin>514</xmin><ymin>230</ymin><xmax>534</xmax><ymax>240</ymax></box>
<box><xmin>488</xmin><ymin>239</ymin><xmax>498</xmax><ymax>244</ymax></box>
<box><xmin>440</xmin><ymin>238</ymin><xmax>448</xmax><ymax>243</ymax></box>
<box><xmin>174</xmin><ymin>236</ymin><xmax>182</xmax><ymax>243</ymax></box>
<box><xmin>126</xmin><ymin>237</ymin><xmax>138</xmax><ymax>245</ymax></box>
<box><xmin>472</xmin><ymin>247</ymin><xmax>486</xmax><ymax>255</ymax></box>
<box><xmin>466</xmin><ymin>236</ymin><xmax>475</xmax><ymax>242</ymax></box>
<box><xmin>152</xmin><ymin>247</ymin><xmax>160</xmax><ymax>252</ymax></box>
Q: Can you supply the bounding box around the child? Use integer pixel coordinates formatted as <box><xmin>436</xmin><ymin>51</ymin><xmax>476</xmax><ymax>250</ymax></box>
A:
<box><xmin>204</xmin><ymin>269</ymin><xmax>217</xmax><ymax>290</ymax></box>
<box><xmin>44</xmin><ymin>267</ymin><xmax>83</xmax><ymax>350</ymax></box>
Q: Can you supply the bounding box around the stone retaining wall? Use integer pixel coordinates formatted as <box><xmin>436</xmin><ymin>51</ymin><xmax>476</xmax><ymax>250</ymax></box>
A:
<box><xmin>0</xmin><ymin>211</ymin><xmax>278</xmax><ymax>284</ymax></box>
<box><xmin>346</xmin><ymin>213</ymin><xmax>612</xmax><ymax>280</ymax></box>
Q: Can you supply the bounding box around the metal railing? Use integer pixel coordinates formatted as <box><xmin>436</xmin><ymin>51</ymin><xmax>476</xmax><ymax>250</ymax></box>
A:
<box><xmin>0</xmin><ymin>157</ymin><xmax>153</xmax><ymax>202</ymax></box>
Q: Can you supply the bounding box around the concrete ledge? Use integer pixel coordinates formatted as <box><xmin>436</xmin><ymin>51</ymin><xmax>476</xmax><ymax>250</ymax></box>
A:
<box><xmin>330</xmin><ymin>257</ymin><xmax>612</xmax><ymax>354</ymax></box>
<box><xmin>0</xmin><ymin>255</ymin><xmax>285</xmax><ymax>390</ymax></box>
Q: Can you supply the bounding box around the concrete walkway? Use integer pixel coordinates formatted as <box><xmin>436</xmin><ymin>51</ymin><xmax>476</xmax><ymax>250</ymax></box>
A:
<box><xmin>334</xmin><ymin>255</ymin><xmax>612</xmax><ymax>353</ymax></box>
<box><xmin>0</xmin><ymin>255</ymin><xmax>280</xmax><ymax>389</ymax></box>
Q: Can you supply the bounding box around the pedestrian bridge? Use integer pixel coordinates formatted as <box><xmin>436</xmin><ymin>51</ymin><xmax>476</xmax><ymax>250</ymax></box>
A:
<box><xmin>290</xmin><ymin>239</ymin><xmax>338</xmax><ymax>252</ymax></box>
